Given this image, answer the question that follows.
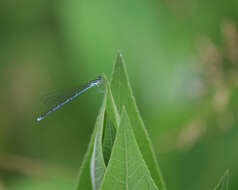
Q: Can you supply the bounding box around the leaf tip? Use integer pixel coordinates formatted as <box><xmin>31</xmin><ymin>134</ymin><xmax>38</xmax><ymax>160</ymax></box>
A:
<box><xmin>116</xmin><ymin>49</ymin><xmax>123</xmax><ymax>57</ymax></box>
<box><xmin>110</xmin><ymin>51</ymin><xmax>129</xmax><ymax>86</ymax></box>
<box><xmin>101</xmin><ymin>73</ymin><xmax>109</xmax><ymax>86</ymax></box>
<box><xmin>115</xmin><ymin>50</ymin><xmax>125</xmax><ymax>66</ymax></box>
<box><xmin>213</xmin><ymin>169</ymin><xmax>230</xmax><ymax>190</ymax></box>
<box><xmin>225</xmin><ymin>169</ymin><xmax>230</xmax><ymax>176</ymax></box>
<box><xmin>222</xmin><ymin>169</ymin><xmax>230</xmax><ymax>181</ymax></box>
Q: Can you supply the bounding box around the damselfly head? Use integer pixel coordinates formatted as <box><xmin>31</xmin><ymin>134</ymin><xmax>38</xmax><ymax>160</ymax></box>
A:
<box><xmin>93</xmin><ymin>75</ymin><xmax>104</xmax><ymax>86</ymax></box>
<box><xmin>95</xmin><ymin>76</ymin><xmax>106</xmax><ymax>93</ymax></box>
<box><xmin>96</xmin><ymin>75</ymin><xmax>102</xmax><ymax>81</ymax></box>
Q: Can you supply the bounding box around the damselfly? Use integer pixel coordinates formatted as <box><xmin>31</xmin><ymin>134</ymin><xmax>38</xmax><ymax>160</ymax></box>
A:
<box><xmin>37</xmin><ymin>76</ymin><xmax>103</xmax><ymax>122</ymax></box>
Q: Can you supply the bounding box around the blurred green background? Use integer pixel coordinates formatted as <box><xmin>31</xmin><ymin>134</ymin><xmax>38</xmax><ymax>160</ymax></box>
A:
<box><xmin>1</xmin><ymin>0</ymin><xmax>238</xmax><ymax>189</ymax></box>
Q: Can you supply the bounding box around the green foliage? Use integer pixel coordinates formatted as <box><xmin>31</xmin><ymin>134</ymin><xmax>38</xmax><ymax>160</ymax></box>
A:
<box><xmin>102</xmin><ymin>112</ymin><xmax>116</xmax><ymax>166</ymax></box>
<box><xmin>213</xmin><ymin>170</ymin><xmax>229</xmax><ymax>190</ymax></box>
<box><xmin>76</xmin><ymin>53</ymin><xmax>230</xmax><ymax>190</ymax></box>
<box><xmin>110</xmin><ymin>52</ymin><xmax>166</xmax><ymax>190</ymax></box>
<box><xmin>99</xmin><ymin>107</ymin><xmax>158</xmax><ymax>190</ymax></box>
<box><xmin>76</xmin><ymin>74</ymin><xmax>120</xmax><ymax>190</ymax></box>
<box><xmin>90</xmin><ymin>95</ymin><xmax>107</xmax><ymax>190</ymax></box>
<box><xmin>76</xmin><ymin>53</ymin><xmax>164</xmax><ymax>189</ymax></box>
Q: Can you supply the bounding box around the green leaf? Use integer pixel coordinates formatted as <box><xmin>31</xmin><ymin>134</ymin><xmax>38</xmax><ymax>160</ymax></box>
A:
<box><xmin>99</xmin><ymin>107</ymin><xmax>159</xmax><ymax>190</ymax></box>
<box><xmin>213</xmin><ymin>170</ymin><xmax>229</xmax><ymax>190</ymax></box>
<box><xmin>76</xmin><ymin>93</ymin><xmax>107</xmax><ymax>190</ymax></box>
<box><xmin>76</xmin><ymin>75</ymin><xmax>120</xmax><ymax>190</ymax></box>
<box><xmin>104</xmin><ymin>73</ymin><xmax>120</xmax><ymax>128</ymax></box>
<box><xmin>102</xmin><ymin>74</ymin><xmax>120</xmax><ymax>166</ymax></box>
<box><xmin>75</xmin><ymin>121</ymin><xmax>97</xmax><ymax>190</ymax></box>
<box><xmin>102</xmin><ymin>112</ymin><xmax>116</xmax><ymax>166</ymax></box>
<box><xmin>110</xmin><ymin>52</ymin><xmax>166</xmax><ymax>190</ymax></box>
<box><xmin>90</xmin><ymin>95</ymin><xmax>107</xmax><ymax>190</ymax></box>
